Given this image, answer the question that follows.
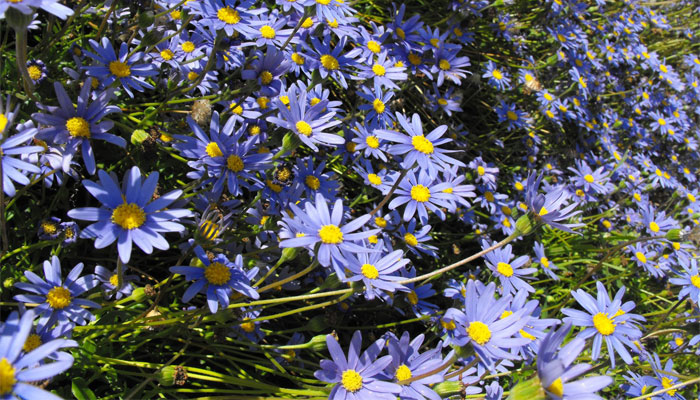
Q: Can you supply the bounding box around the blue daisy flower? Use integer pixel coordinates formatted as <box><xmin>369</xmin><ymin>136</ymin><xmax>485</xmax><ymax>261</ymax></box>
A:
<box><xmin>378</xmin><ymin>112</ymin><xmax>465</xmax><ymax>178</ymax></box>
<box><xmin>266</xmin><ymin>84</ymin><xmax>343</xmax><ymax>151</ymax></box>
<box><xmin>278</xmin><ymin>193</ymin><xmax>378</xmax><ymax>278</ymax></box>
<box><xmin>669</xmin><ymin>255</ymin><xmax>700</xmax><ymax>303</ymax></box>
<box><xmin>385</xmin><ymin>332</ymin><xmax>448</xmax><ymax>400</ymax></box>
<box><xmin>67</xmin><ymin>166</ymin><xmax>194</xmax><ymax>263</ymax></box>
<box><xmin>483</xmin><ymin>242</ymin><xmax>536</xmax><ymax>296</ymax></box>
<box><xmin>83</xmin><ymin>37</ymin><xmax>158</xmax><ymax>98</ymax></box>
<box><xmin>13</xmin><ymin>256</ymin><xmax>100</xmax><ymax>328</ymax></box>
<box><xmin>537</xmin><ymin>322</ymin><xmax>613</xmax><ymax>399</ymax></box>
<box><xmin>524</xmin><ymin>172</ymin><xmax>583</xmax><ymax>234</ymax></box>
<box><xmin>345</xmin><ymin>241</ymin><xmax>409</xmax><ymax>301</ymax></box>
<box><xmin>1</xmin><ymin>98</ymin><xmax>42</xmax><ymax>197</ymax></box>
<box><xmin>482</xmin><ymin>61</ymin><xmax>511</xmax><ymax>91</ymax></box>
<box><xmin>389</xmin><ymin>170</ymin><xmax>454</xmax><ymax>223</ymax></box>
<box><xmin>32</xmin><ymin>80</ymin><xmax>124</xmax><ymax>175</ymax></box>
<box><xmin>171</xmin><ymin>246</ymin><xmax>259</xmax><ymax>313</ymax></box>
<box><xmin>314</xmin><ymin>330</ymin><xmax>401</xmax><ymax>400</ymax></box>
<box><xmin>534</xmin><ymin>241</ymin><xmax>560</xmax><ymax>281</ymax></box>
<box><xmin>0</xmin><ymin>310</ymin><xmax>78</xmax><ymax>400</ymax></box>
<box><xmin>94</xmin><ymin>265</ymin><xmax>138</xmax><ymax>300</ymax></box>
<box><xmin>444</xmin><ymin>280</ymin><xmax>531</xmax><ymax>367</ymax></box>
<box><xmin>0</xmin><ymin>0</ymin><xmax>72</xmax><ymax>19</ymax></box>
<box><xmin>562</xmin><ymin>282</ymin><xmax>645</xmax><ymax>368</ymax></box>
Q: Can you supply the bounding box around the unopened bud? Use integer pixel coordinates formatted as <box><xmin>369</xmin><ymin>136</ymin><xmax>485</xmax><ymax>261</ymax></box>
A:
<box><xmin>665</xmin><ymin>229</ymin><xmax>682</xmax><ymax>242</ymax></box>
<box><xmin>506</xmin><ymin>376</ymin><xmax>545</xmax><ymax>400</ymax></box>
<box><xmin>433</xmin><ymin>381</ymin><xmax>462</xmax><ymax>398</ymax></box>
<box><xmin>515</xmin><ymin>214</ymin><xmax>536</xmax><ymax>236</ymax></box>
<box><xmin>129</xmin><ymin>287</ymin><xmax>147</xmax><ymax>302</ymax></box>
<box><xmin>307</xmin><ymin>334</ymin><xmax>328</xmax><ymax>351</ymax></box>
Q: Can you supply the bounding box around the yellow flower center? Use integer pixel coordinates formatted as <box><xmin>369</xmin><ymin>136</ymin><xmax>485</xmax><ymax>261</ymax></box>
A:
<box><xmin>477</xmin><ymin>166</ymin><xmax>485</xmax><ymax>176</ymax></box>
<box><xmin>318</xmin><ymin>224</ymin><xmax>343</xmax><ymax>244</ymax></box>
<box><xmin>372</xmin><ymin>64</ymin><xmax>386</xmax><ymax>76</ymax></box>
<box><xmin>411</xmin><ymin>184</ymin><xmax>431</xmax><ymax>202</ymax></box>
<box><xmin>374</xmin><ymin>216</ymin><xmax>386</xmax><ymax>228</ymax></box>
<box><xmin>320</xmin><ymin>54</ymin><xmax>339</xmax><ymax>70</ymax></box>
<box><xmin>690</xmin><ymin>275</ymin><xmax>700</xmax><ymax>288</ymax></box>
<box><xmin>492</xmin><ymin>69</ymin><xmax>503</xmax><ymax>80</ymax></box>
<box><xmin>540</xmin><ymin>257</ymin><xmax>550</xmax><ymax>268</ymax></box>
<box><xmin>372</xmin><ymin>98</ymin><xmax>385</xmax><ymax>114</ymax></box>
<box><xmin>396</xmin><ymin>27</ymin><xmax>406</xmax><ymax>40</ymax></box>
<box><xmin>408</xmin><ymin>53</ymin><xmax>421</xmax><ymax>65</ymax></box>
<box><xmin>368</xmin><ymin>174</ymin><xmax>382</xmax><ymax>185</ymax></box>
<box><xmin>109</xmin><ymin>61</ymin><xmax>131</xmax><ymax>78</ymax></box>
<box><xmin>395</xmin><ymin>364</ymin><xmax>412</xmax><ymax>381</ymax></box>
<box><xmin>441</xmin><ymin>318</ymin><xmax>456</xmax><ymax>330</ymax></box>
<box><xmin>27</xmin><ymin>65</ymin><xmax>42</xmax><ymax>80</ymax></box>
<box><xmin>257</xmin><ymin>96</ymin><xmax>270</xmax><ymax>109</ymax></box>
<box><xmin>205</xmin><ymin>142</ymin><xmax>223</xmax><ymax>157</ymax></box>
<box><xmin>411</xmin><ymin>135</ymin><xmax>434</xmax><ymax>154</ymax></box>
<box><xmin>0</xmin><ymin>114</ymin><xmax>6</xmax><ymax>133</ymax></box>
<box><xmin>170</xmin><ymin>10</ymin><xmax>181</xmax><ymax>19</ymax></box>
<box><xmin>547</xmin><ymin>377</ymin><xmax>564</xmax><ymax>396</ymax></box>
<box><xmin>326</xmin><ymin>18</ymin><xmax>339</xmax><ymax>28</ymax></box>
<box><xmin>217</xmin><ymin>7</ymin><xmax>240</xmax><ymax>24</ymax></box>
<box><xmin>66</xmin><ymin>117</ymin><xmax>91</xmax><ymax>138</ymax></box>
<box><xmin>295</xmin><ymin>121</ymin><xmax>312</xmax><ymax>136</ymax></box>
<box><xmin>310</xmin><ymin>97</ymin><xmax>321</xmax><ymax>106</ymax></box>
<box><xmin>41</xmin><ymin>221</ymin><xmax>58</xmax><ymax>235</ymax></box>
<box><xmin>109</xmin><ymin>274</ymin><xmax>120</xmax><ymax>287</ymax></box>
<box><xmin>305</xmin><ymin>175</ymin><xmax>320</xmax><ymax>190</ymax></box>
<box><xmin>649</xmin><ymin>222</ymin><xmax>659</xmax><ymax>232</ymax></box>
<box><xmin>204</xmin><ymin>262</ymin><xmax>231</xmax><ymax>285</ymax></box>
<box><xmin>260</xmin><ymin>70</ymin><xmax>273</xmax><ymax>85</ymax></box>
<box><xmin>496</xmin><ymin>262</ymin><xmax>513</xmax><ymax>277</ymax></box>
<box><xmin>538</xmin><ymin>205</ymin><xmax>551</xmax><ymax>216</ymax></box>
<box><xmin>160</xmin><ymin>49</ymin><xmax>174</xmax><ymax>60</ymax></box>
<box><xmin>187</xmin><ymin>71</ymin><xmax>199</xmax><ymax>81</ymax></box>
<box><xmin>430</xmin><ymin>38</ymin><xmax>440</xmax><ymax>47</ymax></box>
<box><xmin>438</xmin><ymin>59</ymin><xmax>451</xmax><ymax>70</ymax></box>
<box><xmin>635</xmin><ymin>252</ymin><xmax>647</xmax><ymax>263</ymax></box>
<box><xmin>404</xmin><ymin>233</ymin><xmax>418</xmax><ymax>246</ymax></box>
<box><xmin>341</xmin><ymin>369</ymin><xmax>363</xmax><ymax>392</ymax></box>
<box><xmin>365</xmin><ymin>136</ymin><xmax>380</xmax><ymax>148</ymax></box>
<box><xmin>111</xmin><ymin>203</ymin><xmax>146</xmax><ymax>230</ymax></box>
<box><xmin>23</xmin><ymin>334</ymin><xmax>42</xmax><ymax>353</ymax></box>
<box><xmin>407</xmin><ymin>290</ymin><xmax>418</xmax><ymax>305</ymax></box>
<box><xmin>583</xmin><ymin>174</ymin><xmax>594</xmax><ymax>183</ymax></box>
<box><xmin>260</xmin><ymin>25</ymin><xmax>276</xmax><ymax>39</ymax></box>
<box><xmin>240</xmin><ymin>318</ymin><xmax>255</xmax><ymax>333</ymax></box>
<box><xmin>0</xmin><ymin>358</ymin><xmax>16</xmax><ymax>395</ymax></box>
<box><xmin>485</xmin><ymin>191</ymin><xmax>495</xmax><ymax>202</ymax></box>
<box><xmin>438</xmin><ymin>98</ymin><xmax>448</xmax><ymax>106</ymax></box>
<box><xmin>675</xmin><ymin>337</ymin><xmax>683</xmax><ymax>346</ymax></box>
<box><xmin>291</xmin><ymin>52</ymin><xmax>305</xmax><ymax>65</ymax></box>
<box><xmin>507</xmin><ymin>111</ymin><xmax>518</xmax><ymax>121</ymax></box>
<box><xmin>367</xmin><ymin>41</ymin><xmax>381</xmax><ymax>53</ymax></box>
<box><xmin>46</xmin><ymin>286</ymin><xmax>71</xmax><ymax>309</ymax></box>
<box><xmin>249</xmin><ymin>125</ymin><xmax>261</xmax><ymax>136</ymax></box>
<box><xmin>230</xmin><ymin>103</ymin><xmax>243</xmax><ymax>115</ymax></box>
<box><xmin>181</xmin><ymin>41</ymin><xmax>195</xmax><ymax>53</ymax></box>
<box><xmin>361</xmin><ymin>263</ymin><xmax>379</xmax><ymax>279</ymax></box>
<box><xmin>500</xmin><ymin>310</ymin><xmax>513</xmax><ymax>319</ymax></box>
<box><xmin>467</xmin><ymin>321</ymin><xmax>491</xmax><ymax>345</ymax></box>
<box><xmin>227</xmin><ymin>155</ymin><xmax>244</xmax><ymax>172</ymax></box>
<box><xmin>661</xmin><ymin>377</ymin><xmax>677</xmax><ymax>396</ymax></box>
<box><xmin>520</xmin><ymin>329</ymin><xmax>536</xmax><ymax>340</ymax></box>
<box><xmin>592</xmin><ymin>312</ymin><xmax>616</xmax><ymax>335</ymax></box>
<box><xmin>301</xmin><ymin>17</ymin><xmax>313</xmax><ymax>28</ymax></box>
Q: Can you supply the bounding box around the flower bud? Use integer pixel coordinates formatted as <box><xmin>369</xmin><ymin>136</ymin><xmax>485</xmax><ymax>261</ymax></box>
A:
<box><xmin>515</xmin><ymin>214</ymin><xmax>536</xmax><ymax>236</ymax></box>
<box><xmin>304</xmin><ymin>316</ymin><xmax>328</xmax><ymax>333</ymax></box>
<box><xmin>307</xmin><ymin>334</ymin><xmax>328</xmax><ymax>351</ymax></box>
<box><xmin>5</xmin><ymin>8</ymin><xmax>33</xmax><ymax>31</ymax></box>
<box><xmin>665</xmin><ymin>229</ymin><xmax>682</xmax><ymax>242</ymax></box>
<box><xmin>506</xmin><ymin>376</ymin><xmax>545</xmax><ymax>400</ymax></box>
<box><xmin>129</xmin><ymin>287</ymin><xmax>148</xmax><ymax>303</ymax></box>
<box><xmin>278</xmin><ymin>247</ymin><xmax>299</xmax><ymax>264</ymax></box>
<box><xmin>433</xmin><ymin>381</ymin><xmax>462</xmax><ymax>398</ymax></box>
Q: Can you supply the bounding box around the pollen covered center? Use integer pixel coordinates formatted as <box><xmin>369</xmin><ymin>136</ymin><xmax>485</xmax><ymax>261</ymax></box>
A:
<box><xmin>22</xmin><ymin>334</ymin><xmax>42</xmax><ymax>353</ymax></box>
<box><xmin>592</xmin><ymin>312</ymin><xmax>616</xmax><ymax>335</ymax></box>
<box><xmin>372</xmin><ymin>64</ymin><xmax>386</xmax><ymax>76</ymax></box>
<box><xmin>583</xmin><ymin>174</ymin><xmax>595</xmax><ymax>183</ymax></box>
<box><xmin>296</xmin><ymin>121</ymin><xmax>312</xmax><ymax>136</ymax></box>
<box><xmin>341</xmin><ymin>369</ymin><xmax>363</xmax><ymax>392</ymax></box>
<box><xmin>411</xmin><ymin>184</ymin><xmax>431</xmax><ymax>202</ymax></box>
<box><xmin>109</xmin><ymin>274</ymin><xmax>120</xmax><ymax>287</ymax></box>
<box><xmin>395</xmin><ymin>364</ymin><xmax>412</xmax><ymax>381</ymax></box>
<box><xmin>227</xmin><ymin>155</ymin><xmax>244</xmax><ymax>172</ymax></box>
<box><xmin>547</xmin><ymin>377</ymin><xmax>564</xmax><ymax>396</ymax></box>
<box><xmin>320</xmin><ymin>55</ymin><xmax>339</xmax><ymax>70</ymax></box>
<box><xmin>404</xmin><ymin>233</ymin><xmax>418</xmax><ymax>246</ymax></box>
<box><xmin>66</xmin><ymin>117</ymin><xmax>91</xmax><ymax>138</ymax></box>
<box><xmin>361</xmin><ymin>263</ymin><xmax>379</xmax><ymax>279</ymax></box>
<box><xmin>206</xmin><ymin>142</ymin><xmax>223</xmax><ymax>157</ymax></box>
<box><xmin>496</xmin><ymin>262</ymin><xmax>514</xmax><ymax>277</ymax></box>
<box><xmin>368</xmin><ymin>174</ymin><xmax>382</xmax><ymax>185</ymax></box>
<box><xmin>0</xmin><ymin>358</ymin><xmax>16</xmax><ymax>395</ymax></box>
<box><xmin>690</xmin><ymin>275</ymin><xmax>700</xmax><ymax>288</ymax></box>
<box><xmin>204</xmin><ymin>262</ymin><xmax>231</xmax><ymax>285</ymax></box>
<box><xmin>305</xmin><ymin>175</ymin><xmax>320</xmax><ymax>190</ymax></box>
<box><xmin>467</xmin><ymin>321</ymin><xmax>492</xmax><ymax>345</ymax></box>
<box><xmin>318</xmin><ymin>224</ymin><xmax>343</xmax><ymax>244</ymax></box>
<box><xmin>411</xmin><ymin>135</ymin><xmax>434</xmax><ymax>154</ymax></box>
<box><xmin>47</xmin><ymin>286</ymin><xmax>71</xmax><ymax>309</ymax></box>
<box><xmin>260</xmin><ymin>25</ymin><xmax>276</xmax><ymax>39</ymax></box>
<box><xmin>27</xmin><ymin>65</ymin><xmax>42</xmax><ymax>80</ymax></box>
<box><xmin>109</xmin><ymin>61</ymin><xmax>131</xmax><ymax>78</ymax></box>
<box><xmin>217</xmin><ymin>7</ymin><xmax>241</xmax><ymax>24</ymax></box>
<box><xmin>365</xmin><ymin>136</ymin><xmax>380</xmax><ymax>148</ymax></box>
<box><xmin>112</xmin><ymin>203</ymin><xmax>146</xmax><ymax>230</ymax></box>
<box><xmin>372</xmin><ymin>98</ymin><xmax>385</xmax><ymax>114</ymax></box>
<box><xmin>439</xmin><ymin>59</ymin><xmax>451</xmax><ymax>70</ymax></box>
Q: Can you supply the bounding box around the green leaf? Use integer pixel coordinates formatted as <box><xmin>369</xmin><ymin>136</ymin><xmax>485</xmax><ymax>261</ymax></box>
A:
<box><xmin>71</xmin><ymin>378</ymin><xmax>97</xmax><ymax>400</ymax></box>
